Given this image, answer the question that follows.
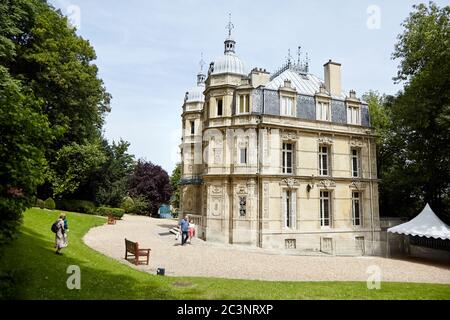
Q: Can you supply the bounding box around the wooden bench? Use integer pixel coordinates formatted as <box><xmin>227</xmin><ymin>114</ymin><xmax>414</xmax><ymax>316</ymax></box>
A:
<box><xmin>125</xmin><ymin>238</ymin><xmax>151</xmax><ymax>265</ymax></box>
<box><xmin>107</xmin><ymin>214</ymin><xmax>116</xmax><ymax>225</ymax></box>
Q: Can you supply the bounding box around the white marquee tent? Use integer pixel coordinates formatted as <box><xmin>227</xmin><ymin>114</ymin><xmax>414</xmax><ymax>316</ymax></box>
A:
<box><xmin>387</xmin><ymin>203</ymin><xmax>450</xmax><ymax>240</ymax></box>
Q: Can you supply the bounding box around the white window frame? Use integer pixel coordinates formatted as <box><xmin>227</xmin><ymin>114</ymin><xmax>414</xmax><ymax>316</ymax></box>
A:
<box><xmin>283</xmin><ymin>189</ymin><xmax>297</xmax><ymax>229</ymax></box>
<box><xmin>316</xmin><ymin>101</ymin><xmax>331</xmax><ymax>121</ymax></box>
<box><xmin>238</xmin><ymin>94</ymin><xmax>250</xmax><ymax>114</ymax></box>
<box><xmin>347</xmin><ymin>105</ymin><xmax>360</xmax><ymax>125</ymax></box>
<box><xmin>280</xmin><ymin>96</ymin><xmax>295</xmax><ymax>116</ymax></box>
<box><xmin>351</xmin><ymin>148</ymin><xmax>360</xmax><ymax>178</ymax></box>
<box><xmin>282</xmin><ymin>142</ymin><xmax>293</xmax><ymax>174</ymax></box>
<box><xmin>320</xmin><ymin>191</ymin><xmax>331</xmax><ymax>227</ymax></box>
<box><xmin>352</xmin><ymin>191</ymin><xmax>362</xmax><ymax>226</ymax></box>
<box><xmin>319</xmin><ymin>145</ymin><xmax>330</xmax><ymax>176</ymax></box>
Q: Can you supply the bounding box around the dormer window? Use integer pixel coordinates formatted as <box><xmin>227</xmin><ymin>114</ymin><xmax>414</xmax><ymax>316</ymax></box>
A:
<box><xmin>347</xmin><ymin>105</ymin><xmax>360</xmax><ymax>125</ymax></box>
<box><xmin>281</xmin><ymin>96</ymin><xmax>295</xmax><ymax>116</ymax></box>
<box><xmin>238</xmin><ymin>94</ymin><xmax>250</xmax><ymax>114</ymax></box>
<box><xmin>316</xmin><ymin>101</ymin><xmax>331</xmax><ymax>121</ymax></box>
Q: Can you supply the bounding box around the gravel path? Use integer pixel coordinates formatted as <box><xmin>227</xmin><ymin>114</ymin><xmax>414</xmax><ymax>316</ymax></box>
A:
<box><xmin>83</xmin><ymin>215</ymin><xmax>450</xmax><ymax>283</ymax></box>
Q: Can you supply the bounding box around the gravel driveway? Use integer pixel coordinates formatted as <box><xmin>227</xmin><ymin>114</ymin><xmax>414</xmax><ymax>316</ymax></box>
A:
<box><xmin>83</xmin><ymin>214</ymin><xmax>450</xmax><ymax>283</ymax></box>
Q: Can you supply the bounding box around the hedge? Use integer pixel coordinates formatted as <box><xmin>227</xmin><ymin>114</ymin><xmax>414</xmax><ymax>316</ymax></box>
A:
<box><xmin>44</xmin><ymin>198</ymin><xmax>55</xmax><ymax>210</ymax></box>
<box><xmin>97</xmin><ymin>207</ymin><xmax>125</xmax><ymax>219</ymax></box>
<box><xmin>36</xmin><ymin>199</ymin><xmax>45</xmax><ymax>209</ymax></box>
<box><xmin>56</xmin><ymin>199</ymin><xmax>96</xmax><ymax>215</ymax></box>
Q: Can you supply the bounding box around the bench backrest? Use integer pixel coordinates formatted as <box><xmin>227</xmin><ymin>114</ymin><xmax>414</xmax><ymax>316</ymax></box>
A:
<box><xmin>125</xmin><ymin>239</ymin><xmax>138</xmax><ymax>254</ymax></box>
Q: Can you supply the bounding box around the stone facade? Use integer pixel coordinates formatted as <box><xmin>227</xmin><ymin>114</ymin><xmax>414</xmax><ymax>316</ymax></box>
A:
<box><xmin>179</xmin><ymin>30</ymin><xmax>380</xmax><ymax>255</ymax></box>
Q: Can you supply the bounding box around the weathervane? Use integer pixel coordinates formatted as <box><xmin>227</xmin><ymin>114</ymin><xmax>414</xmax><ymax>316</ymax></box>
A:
<box><xmin>226</xmin><ymin>13</ymin><xmax>234</xmax><ymax>37</ymax></box>
<box><xmin>199</xmin><ymin>52</ymin><xmax>205</xmax><ymax>72</ymax></box>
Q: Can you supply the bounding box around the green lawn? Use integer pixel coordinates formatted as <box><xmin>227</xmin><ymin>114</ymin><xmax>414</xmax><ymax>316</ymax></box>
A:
<box><xmin>0</xmin><ymin>208</ymin><xmax>449</xmax><ymax>299</ymax></box>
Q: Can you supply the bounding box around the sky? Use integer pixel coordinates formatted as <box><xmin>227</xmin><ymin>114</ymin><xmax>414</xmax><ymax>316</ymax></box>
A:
<box><xmin>49</xmin><ymin>0</ymin><xmax>446</xmax><ymax>173</ymax></box>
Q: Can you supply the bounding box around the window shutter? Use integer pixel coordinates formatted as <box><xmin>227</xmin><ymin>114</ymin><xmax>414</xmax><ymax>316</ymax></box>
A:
<box><xmin>291</xmin><ymin>190</ymin><xmax>297</xmax><ymax>229</ymax></box>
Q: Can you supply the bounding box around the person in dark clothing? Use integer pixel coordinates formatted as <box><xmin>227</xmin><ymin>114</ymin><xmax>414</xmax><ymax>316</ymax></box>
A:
<box><xmin>179</xmin><ymin>215</ymin><xmax>189</xmax><ymax>245</ymax></box>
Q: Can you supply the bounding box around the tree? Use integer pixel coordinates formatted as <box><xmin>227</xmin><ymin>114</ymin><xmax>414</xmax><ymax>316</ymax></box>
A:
<box><xmin>128</xmin><ymin>160</ymin><xmax>172</xmax><ymax>216</ymax></box>
<box><xmin>384</xmin><ymin>2</ymin><xmax>450</xmax><ymax>221</ymax></box>
<box><xmin>0</xmin><ymin>65</ymin><xmax>53</xmax><ymax>252</ymax></box>
<box><xmin>1</xmin><ymin>0</ymin><xmax>111</xmax><ymax>199</ymax></box>
<box><xmin>170</xmin><ymin>163</ymin><xmax>181</xmax><ymax>210</ymax></box>
<box><xmin>51</xmin><ymin>141</ymin><xmax>107</xmax><ymax>197</ymax></box>
<box><xmin>93</xmin><ymin>139</ymin><xmax>135</xmax><ymax>207</ymax></box>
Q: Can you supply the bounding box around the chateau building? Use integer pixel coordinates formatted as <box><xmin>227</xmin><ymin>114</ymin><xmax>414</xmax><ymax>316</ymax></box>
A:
<box><xmin>180</xmin><ymin>21</ymin><xmax>381</xmax><ymax>255</ymax></box>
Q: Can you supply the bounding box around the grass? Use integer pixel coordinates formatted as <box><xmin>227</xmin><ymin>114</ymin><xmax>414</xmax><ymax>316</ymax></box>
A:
<box><xmin>0</xmin><ymin>208</ymin><xmax>449</xmax><ymax>300</ymax></box>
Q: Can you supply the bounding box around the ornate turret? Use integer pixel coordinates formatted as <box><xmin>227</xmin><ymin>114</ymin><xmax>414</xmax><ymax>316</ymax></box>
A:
<box><xmin>224</xmin><ymin>13</ymin><xmax>236</xmax><ymax>54</ymax></box>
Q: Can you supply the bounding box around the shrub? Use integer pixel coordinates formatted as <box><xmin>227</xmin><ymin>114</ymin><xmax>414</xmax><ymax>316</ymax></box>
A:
<box><xmin>44</xmin><ymin>197</ymin><xmax>55</xmax><ymax>210</ymax></box>
<box><xmin>120</xmin><ymin>196</ymin><xmax>134</xmax><ymax>213</ymax></box>
<box><xmin>56</xmin><ymin>199</ymin><xmax>96</xmax><ymax>214</ymax></box>
<box><xmin>36</xmin><ymin>199</ymin><xmax>45</xmax><ymax>209</ymax></box>
<box><xmin>130</xmin><ymin>195</ymin><xmax>149</xmax><ymax>215</ymax></box>
<box><xmin>97</xmin><ymin>207</ymin><xmax>125</xmax><ymax>219</ymax></box>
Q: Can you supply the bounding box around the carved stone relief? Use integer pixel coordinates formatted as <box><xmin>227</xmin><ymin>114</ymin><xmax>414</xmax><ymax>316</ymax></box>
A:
<box><xmin>316</xmin><ymin>179</ymin><xmax>336</xmax><ymax>188</ymax></box>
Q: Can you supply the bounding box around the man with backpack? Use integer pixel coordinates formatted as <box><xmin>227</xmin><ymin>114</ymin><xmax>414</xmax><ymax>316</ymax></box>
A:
<box><xmin>52</xmin><ymin>213</ymin><xmax>67</xmax><ymax>255</ymax></box>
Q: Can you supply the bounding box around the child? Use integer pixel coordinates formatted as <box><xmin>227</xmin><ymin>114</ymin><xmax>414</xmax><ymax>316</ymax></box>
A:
<box><xmin>188</xmin><ymin>219</ymin><xmax>195</xmax><ymax>244</ymax></box>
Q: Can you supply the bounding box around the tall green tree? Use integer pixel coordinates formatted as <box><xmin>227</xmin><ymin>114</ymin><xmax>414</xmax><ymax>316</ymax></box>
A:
<box><xmin>385</xmin><ymin>2</ymin><xmax>450</xmax><ymax>221</ymax></box>
<box><xmin>1</xmin><ymin>0</ymin><xmax>111</xmax><ymax>199</ymax></box>
<box><xmin>0</xmin><ymin>65</ymin><xmax>53</xmax><ymax>251</ymax></box>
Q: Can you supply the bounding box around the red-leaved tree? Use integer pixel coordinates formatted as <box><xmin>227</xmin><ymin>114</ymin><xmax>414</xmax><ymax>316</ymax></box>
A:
<box><xmin>128</xmin><ymin>160</ymin><xmax>172</xmax><ymax>216</ymax></box>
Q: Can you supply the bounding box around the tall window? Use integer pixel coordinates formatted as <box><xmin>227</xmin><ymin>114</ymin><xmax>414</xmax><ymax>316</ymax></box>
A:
<box><xmin>282</xmin><ymin>143</ymin><xmax>293</xmax><ymax>174</ymax></box>
<box><xmin>352</xmin><ymin>191</ymin><xmax>362</xmax><ymax>226</ymax></box>
<box><xmin>190</xmin><ymin>120</ymin><xmax>195</xmax><ymax>135</ymax></box>
<box><xmin>347</xmin><ymin>106</ymin><xmax>360</xmax><ymax>125</ymax></box>
<box><xmin>217</xmin><ymin>98</ymin><xmax>223</xmax><ymax>116</ymax></box>
<box><xmin>319</xmin><ymin>145</ymin><xmax>330</xmax><ymax>176</ymax></box>
<box><xmin>239</xmin><ymin>147</ymin><xmax>247</xmax><ymax>164</ymax></box>
<box><xmin>238</xmin><ymin>94</ymin><xmax>250</xmax><ymax>114</ymax></box>
<box><xmin>284</xmin><ymin>190</ymin><xmax>296</xmax><ymax>228</ymax></box>
<box><xmin>320</xmin><ymin>191</ymin><xmax>331</xmax><ymax>227</ymax></box>
<box><xmin>316</xmin><ymin>102</ymin><xmax>331</xmax><ymax>121</ymax></box>
<box><xmin>351</xmin><ymin>148</ymin><xmax>360</xmax><ymax>178</ymax></box>
<box><xmin>281</xmin><ymin>96</ymin><xmax>295</xmax><ymax>116</ymax></box>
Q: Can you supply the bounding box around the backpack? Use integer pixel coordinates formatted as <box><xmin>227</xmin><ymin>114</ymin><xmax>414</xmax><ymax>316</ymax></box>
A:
<box><xmin>51</xmin><ymin>221</ymin><xmax>59</xmax><ymax>233</ymax></box>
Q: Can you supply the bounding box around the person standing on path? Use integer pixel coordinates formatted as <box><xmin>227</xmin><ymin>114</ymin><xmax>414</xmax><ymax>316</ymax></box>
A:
<box><xmin>179</xmin><ymin>215</ymin><xmax>189</xmax><ymax>245</ymax></box>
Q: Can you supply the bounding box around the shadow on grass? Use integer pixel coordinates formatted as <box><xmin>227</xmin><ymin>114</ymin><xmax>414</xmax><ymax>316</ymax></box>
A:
<box><xmin>3</xmin><ymin>226</ymin><xmax>179</xmax><ymax>300</ymax></box>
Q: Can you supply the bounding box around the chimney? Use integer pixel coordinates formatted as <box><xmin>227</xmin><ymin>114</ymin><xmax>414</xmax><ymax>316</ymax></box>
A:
<box><xmin>250</xmin><ymin>67</ymin><xmax>270</xmax><ymax>88</ymax></box>
<box><xmin>323</xmin><ymin>60</ymin><xmax>341</xmax><ymax>96</ymax></box>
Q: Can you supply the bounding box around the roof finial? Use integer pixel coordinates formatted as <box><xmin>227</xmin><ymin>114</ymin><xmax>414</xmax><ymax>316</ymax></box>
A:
<box><xmin>199</xmin><ymin>52</ymin><xmax>205</xmax><ymax>72</ymax></box>
<box><xmin>226</xmin><ymin>13</ymin><xmax>234</xmax><ymax>38</ymax></box>
<box><xmin>297</xmin><ymin>46</ymin><xmax>302</xmax><ymax>65</ymax></box>
<box><xmin>287</xmin><ymin>48</ymin><xmax>292</xmax><ymax>66</ymax></box>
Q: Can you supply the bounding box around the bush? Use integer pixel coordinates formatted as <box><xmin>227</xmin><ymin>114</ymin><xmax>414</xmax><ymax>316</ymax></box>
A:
<box><xmin>130</xmin><ymin>195</ymin><xmax>149</xmax><ymax>215</ymax></box>
<box><xmin>97</xmin><ymin>207</ymin><xmax>125</xmax><ymax>219</ymax></box>
<box><xmin>120</xmin><ymin>196</ymin><xmax>134</xmax><ymax>213</ymax></box>
<box><xmin>36</xmin><ymin>199</ymin><xmax>45</xmax><ymax>209</ymax></box>
<box><xmin>44</xmin><ymin>197</ymin><xmax>55</xmax><ymax>210</ymax></box>
<box><xmin>56</xmin><ymin>199</ymin><xmax>96</xmax><ymax>214</ymax></box>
